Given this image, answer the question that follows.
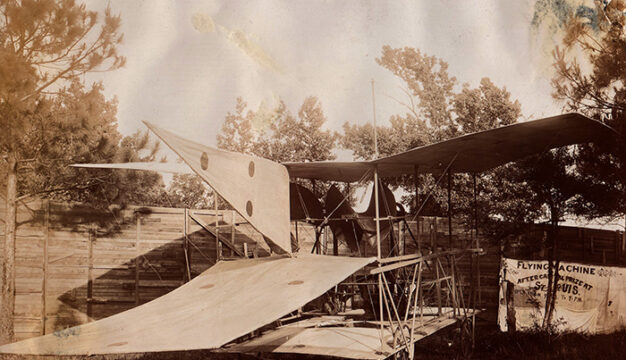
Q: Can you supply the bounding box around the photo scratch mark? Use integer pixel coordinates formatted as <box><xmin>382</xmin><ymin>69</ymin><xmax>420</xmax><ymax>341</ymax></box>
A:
<box><xmin>191</xmin><ymin>12</ymin><xmax>283</xmax><ymax>74</ymax></box>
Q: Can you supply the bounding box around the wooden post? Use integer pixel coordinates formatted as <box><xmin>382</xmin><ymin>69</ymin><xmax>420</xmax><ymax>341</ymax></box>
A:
<box><xmin>414</xmin><ymin>165</ymin><xmax>421</xmax><ymax>249</ymax></box>
<box><xmin>135</xmin><ymin>215</ymin><xmax>141</xmax><ymax>306</ymax></box>
<box><xmin>622</xmin><ymin>226</ymin><xmax>626</xmax><ymax>262</ymax></box>
<box><xmin>450</xmin><ymin>256</ymin><xmax>457</xmax><ymax>316</ymax></box>
<box><xmin>231</xmin><ymin>210</ymin><xmax>236</xmax><ymax>255</ymax></box>
<box><xmin>615</xmin><ymin>231</ymin><xmax>620</xmax><ymax>261</ymax></box>
<box><xmin>430</xmin><ymin>219</ymin><xmax>435</xmax><ymax>251</ymax></box>
<box><xmin>183</xmin><ymin>209</ymin><xmax>191</xmax><ymax>282</ymax></box>
<box><xmin>505</xmin><ymin>281</ymin><xmax>516</xmax><ymax>333</ymax></box>
<box><xmin>214</xmin><ymin>192</ymin><xmax>220</xmax><ymax>261</ymax></box>
<box><xmin>332</xmin><ymin>234</ymin><xmax>338</xmax><ymax>256</ymax></box>
<box><xmin>473</xmin><ymin>174</ymin><xmax>481</xmax><ymax>307</ymax></box>
<box><xmin>87</xmin><ymin>224</ymin><xmax>94</xmax><ymax>321</ymax></box>
<box><xmin>374</xmin><ymin>167</ymin><xmax>384</xmax><ymax>351</ymax></box>
<box><xmin>580</xmin><ymin>229</ymin><xmax>586</xmax><ymax>262</ymax></box>
<box><xmin>41</xmin><ymin>200</ymin><xmax>49</xmax><ymax>335</ymax></box>
<box><xmin>399</xmin><ymin>220</ymin><xmax>404</xmax><ymax>256</ymax></box>
<box><xmin>447</xmin><ymin>171</ymin><xmax>453</xmax><ymax>249</ymax></box>
<box><xmin>436</xmin><ymin>257</ymin><xmax>442</xmax><ymax>315</ymax></box>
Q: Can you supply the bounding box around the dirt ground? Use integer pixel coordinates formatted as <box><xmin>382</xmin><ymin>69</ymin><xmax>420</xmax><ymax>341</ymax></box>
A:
<box><xmin>1</xmin><ymin>310</ymin><xmax>625</xmax><ymax>360</ymax></box>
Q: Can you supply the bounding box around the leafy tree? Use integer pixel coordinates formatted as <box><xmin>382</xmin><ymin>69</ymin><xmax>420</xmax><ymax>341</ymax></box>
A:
<box><xmin>216</xmin><ymin>97</ymin><xmax>260</xmax><ymax>155</ymax></box>
<box><xmin>343</xmin><ymin>47</ymin><xmax>523</xmax><ymax>224</ymax></box>
<box><xmin>489</xmin><ymin>149</ymin><xmax>584</xmax><ymax>327</ymax></box>
<box><xmin>0</xmin><ymin>0</ymin><xmax>125</xmax><ymax>343</ymax></box>
<box><xmin>551</xmin><ymin>0</ymin><xmax>626</xmax><ymax>220</ymax></box>
<box><xmin>218</xmin><ymin>96</ymin><xmax>337</xmax><ymax>163</ymax></box>
<box><xmin>164</xmin><ymin>174</ymin><xmax>212</xmax><ymax>209</ymax></box>
<box><xmin>376</xmin><ymin>45</ymin><xmax>456</xmax><ymax>141</ymax></box>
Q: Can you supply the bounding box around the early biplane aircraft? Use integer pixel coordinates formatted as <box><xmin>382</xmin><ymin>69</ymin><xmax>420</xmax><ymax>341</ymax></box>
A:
<box><xmin>0</xmin><ymin>113</ymin><xmax>614</xmax><ymax>359</ymax></box>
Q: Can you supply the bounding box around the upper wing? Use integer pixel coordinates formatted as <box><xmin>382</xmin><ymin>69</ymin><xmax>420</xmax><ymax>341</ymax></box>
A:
<box><xmin>285</xmin><ymin>113</ymin><xmax>615</xmax><ymax>182</ymax></box>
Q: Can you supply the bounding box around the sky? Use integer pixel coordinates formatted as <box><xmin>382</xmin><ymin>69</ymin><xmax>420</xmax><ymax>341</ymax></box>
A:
<box><xmin>82</xmin><ymin>0</ymin><xmax>595</xmax><ymax>150</ymax></box>
<box><xmin>79</xmin><ymin>0</ymin><xmax>624</xmax><ymax>229</ymax></box>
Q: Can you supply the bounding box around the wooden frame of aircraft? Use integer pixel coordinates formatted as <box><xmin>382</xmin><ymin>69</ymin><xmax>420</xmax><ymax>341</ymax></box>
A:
<box><xmin>0</xmin><ymin>113</ymin><xmax>614</xmax><ymax>359</ymax></box>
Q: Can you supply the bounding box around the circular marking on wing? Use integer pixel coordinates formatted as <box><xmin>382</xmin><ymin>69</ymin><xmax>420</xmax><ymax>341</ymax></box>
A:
<box><xmin>200</xmin><ymin>283</ymin><xmax>214</xmax><ymax>289</ymax></box>
<box><xmin>246</xmin><ymin>201</ymin><xmax>253</xmax><ymax>216</ymax></box>
<box><xmin>288</xmin><ymin>280</ymin><xmax>303</xmax><ymax>285</ymax></box>
<box><xmin>200</xmin><ymin>152</ymin><xmax>209</xmax><ymax>170</ymax></box>
<box><xmin>107</xmin><ymin>342</ymin><xmax>128</xmax><ymax>347</ymax></box>
<box><xmin>248</xmin><ymin>161</ymin><xmax>255</xmax><ymax>177</ymax></box>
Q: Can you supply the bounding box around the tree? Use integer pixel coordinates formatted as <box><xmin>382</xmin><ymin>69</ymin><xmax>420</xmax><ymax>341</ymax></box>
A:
<box><xmin>216</xmin><ymin>97</ymin><xmax>260</xmax><ymax>155</ymax></box>
<box><xmin>343</xmin><ymin>47</ymin><xmax>523</xmax><ymax>223</ymax></box>
<box><xmin>489</xmin><ymin>149</ymin><xmax>584</xmax><ymax>327</ymax></box>
<box><xmin>367</xmin><ymin>45</ymin><xmax>600</xmax><ymax>327</ymax></box>
<box><xmin>218</xmin><ymin>96</ymin><xmax>339</xmax><ymax>202</ymax></box>
<box><xmin>164</xmin><ymin>174</ymin><xmax>212</xmax><ymax>209</ymax></box>
<box><xmin>376</xmin><ymin>45</ymin><xmax>456</xmax><ymax>141</ymax></box>
<box><xmin>551</xmin><ymin>0</ymin><xmax>626</xmax><ymax>220</ymax></box>
<box><xmin>218</xmin><ymin>96</ymin><xmax>337</xmax><ymax>163</ymax></box>
<box><xmin>0</xmin><ymin>0</ymin><xmax>124</xmax><ymax>343</ymax></box>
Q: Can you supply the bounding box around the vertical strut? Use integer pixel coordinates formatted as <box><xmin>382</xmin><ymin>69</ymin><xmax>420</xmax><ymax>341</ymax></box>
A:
<box><xmin>374</xmin><ymin>166</ymin><xmax>384</xmax><ymax>350</ymax></box>
<box><xmin>447</xmin><ymin>170</ymin><xmax>452</xmax><ymax>249</ymax></box>
<box><xmin>473</xmin><ymin>174</ymin><xmax>481</xmax><ymax>307</ymax></box>
<box><xmin>414</xmin><ymin>165</ymin><xmax>420</xmax><ymax>251</ymax></box>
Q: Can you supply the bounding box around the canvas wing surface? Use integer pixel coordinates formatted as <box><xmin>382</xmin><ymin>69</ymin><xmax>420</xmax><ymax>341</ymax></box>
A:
<box><xmin>284</xmin><ymin>113</ymin><xmax>614</xmax><ymax>182</ymax></box>
<box><xmin>0</xmin><ymin>254</ymin><xmax>375</xmax><ymax>355</ymax></box>
<box><xmin>143</xmin><ymin>121</ymin><xmax>292</xmax><ymax>254</ymax></box>
<box><xmin>70</xmin><ymin>161</ymin><xmax>194</xmax><ymax>174</ymax></box>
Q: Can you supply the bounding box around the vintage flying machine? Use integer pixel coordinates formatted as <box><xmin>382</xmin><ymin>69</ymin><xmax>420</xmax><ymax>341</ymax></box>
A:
<box><xmin>0</xmin><ymin>113</ymin><xmax>614</xmax><ymax>359</ymax></box>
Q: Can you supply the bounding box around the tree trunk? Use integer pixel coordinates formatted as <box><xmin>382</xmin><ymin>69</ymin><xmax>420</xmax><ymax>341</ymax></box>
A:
<box><xmin>0</xmin><ymin>153</ymin><xmax>17</xmax><ymax>344</ymax></box>
<box><xmin>543</xmin><ymin>214</ymin><xmax>561</xmax><ymax>330</ymax></box>
<box><xmin>542</xmin><ymin>231</ymin><xmax>554</xmax><ymax>328</ymax></box>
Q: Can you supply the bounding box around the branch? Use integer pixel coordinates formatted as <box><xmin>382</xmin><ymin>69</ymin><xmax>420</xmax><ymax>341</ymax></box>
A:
<box><xmin>16</xmin><ymin>184</ymin><xmax>93</xmax><ymax>202</ymax></box>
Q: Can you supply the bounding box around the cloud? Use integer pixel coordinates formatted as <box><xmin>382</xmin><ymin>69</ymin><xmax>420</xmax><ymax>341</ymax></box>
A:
<box><xmin>191</xmin><ymin>12</ymin><xmax>282</xmax><ymax>74</ymax></box>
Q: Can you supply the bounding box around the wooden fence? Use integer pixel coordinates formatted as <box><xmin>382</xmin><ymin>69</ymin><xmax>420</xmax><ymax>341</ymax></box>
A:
<box><xmin>0</xmin><ymin>198</ymin><xmax>270</xmax><ymax>341</ymax></box>
<box><xmin>1</xmin><ymin>198</ymin><xmax>623</xmax><ymax>341</ymax></box>
<box><xmin>503</xmin><ymin>223</ymin><xmax>626</xmax><ymax>266</ymax></box>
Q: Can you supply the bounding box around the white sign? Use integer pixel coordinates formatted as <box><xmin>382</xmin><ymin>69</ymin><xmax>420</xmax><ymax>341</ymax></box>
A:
<box><xmin>498</xmin><ymin>258</ymin><xmax>626</xmax><ymax>333</ymax></box>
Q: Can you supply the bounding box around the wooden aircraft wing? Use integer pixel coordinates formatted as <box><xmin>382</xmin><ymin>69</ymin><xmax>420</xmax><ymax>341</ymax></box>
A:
<box><xmin>0</xmin><ymin>254</ymin><xmax>375</xmax><ymax>355</ymax></box>
<box><xmin>143</xmin><ymin>121</ymin><xmax>292</xmax><ymax>254</ymax></box>
<box><xmin>284</xmin><ymin>113</ymin><xmax>615</xmax><ymax>182</ymax></box>
<box><xmin>70</xmin><ymin>161</ymin><xmax>194</xmax><ymax>174</ymax></box>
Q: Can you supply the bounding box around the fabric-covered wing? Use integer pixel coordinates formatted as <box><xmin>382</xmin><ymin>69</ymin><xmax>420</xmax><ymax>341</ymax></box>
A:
<box><xmin>284</xmin><ymin>161</ymin><xmax>372</xmax><ymax>183</ymax></box>
<box><xmin>0</xmin><ymin>254</ymin><xmax>375</xmax><ymax>355</ymax></box>
<box><xmin>285</xmin><ymin>113</ymin><xmax>614</xmax><ymax>182</ymax></box>
<box><xmin>143</xmin><ymin>121</ymin><xmax>292</xmax><ymax>254</ymax></box>
<box><xmin>70</xmin><ymin>162</ymin><xmax>193</xmax><ymax>174</ymax></box>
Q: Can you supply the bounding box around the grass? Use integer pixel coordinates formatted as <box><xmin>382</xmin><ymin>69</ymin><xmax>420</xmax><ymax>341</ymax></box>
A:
<box><xmin>2</xmin><ymin>310</ymin><xmax>625</xmax><ymax>359</ymax></box>
<box><xmin>414</xmin><ymin>310</ymin><xmax>626</xmax><ymax>359</ymax></box>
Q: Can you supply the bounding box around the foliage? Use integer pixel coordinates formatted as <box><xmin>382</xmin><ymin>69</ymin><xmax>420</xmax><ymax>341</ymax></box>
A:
<box><xmin>164</xmin><ymin>174</ymin><xmax>212</xmax><ymax>210</ymax></box>
<box><xmin>0</xmin><ymin>0</ymin><xmax>127</xmax><ymax>343</ymax></box>
<box><xmin>218</xmin><ymin>96</ymin><xmax>337</xmax><ymax>163</ymax></box>
<box><xmin>7</xmin><ymin>81</ymin><xmax>164</xmax><ymax>208</ymax></box>
<box><xmin>217</xmin><ymin>96</ymin><xmax>339</xmax><ymax>200</ymax></box>
<box><xmin>343</xmin><ymin>46</ymin><xmax>523</xmax><ymax>224</ymax></box>
<box><xmin>551</xmin><ymin>0</ymin><xmax>626</xmax><ymax>220</ymax></box>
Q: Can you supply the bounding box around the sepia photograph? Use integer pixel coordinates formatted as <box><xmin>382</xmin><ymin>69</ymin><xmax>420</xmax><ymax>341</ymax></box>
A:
<box><xmin>1</xmin><ymin>0</ymin><xmax>625</xmax><ymax>359</ymax></box>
